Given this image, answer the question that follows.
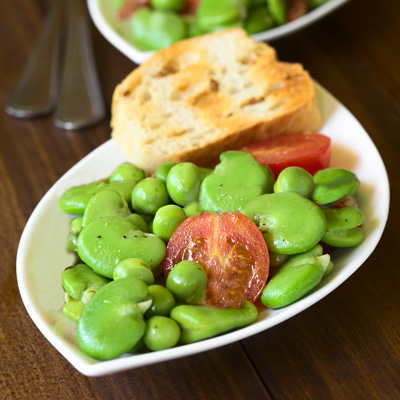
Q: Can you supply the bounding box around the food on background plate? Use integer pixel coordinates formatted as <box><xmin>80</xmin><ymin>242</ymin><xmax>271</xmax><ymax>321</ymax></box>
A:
<box><xmin>59</xmin><ymin>144</ymin><xmax>365</xmax><ymax>359</ymax></box>
<box><xmin>111</xmin><ymin>0</ymin><xmax>333</xmax><ymax>51</ymax></box>
<box><xmin>111</xmin><ymin>28</ymin><xmax>321</xmax><ymax>174</ymax></box>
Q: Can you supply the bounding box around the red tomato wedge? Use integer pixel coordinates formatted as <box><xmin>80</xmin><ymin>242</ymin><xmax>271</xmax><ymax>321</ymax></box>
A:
<box><xmin>164</xmin><ymin>212</ymin><xmax>270</xmax><ymax>309</ymax></box>
<box><xmin>239</xmin><ymin>133</ymin><xmax>331</xmax><ymax>177</ymax></box>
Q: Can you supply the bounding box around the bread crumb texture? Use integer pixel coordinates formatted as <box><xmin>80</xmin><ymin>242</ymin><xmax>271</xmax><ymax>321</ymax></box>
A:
<box><xmin>111</xmin><ymin>28</ymin><xmax>322</xmax><ymax>174</ymax></box>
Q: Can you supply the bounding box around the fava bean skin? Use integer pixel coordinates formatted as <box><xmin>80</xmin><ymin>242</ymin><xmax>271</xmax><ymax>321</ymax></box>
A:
<box><xmin>242</xmin><ymin>192</ymin><xmax>327</xmax><ymax>254</ymax></box>
<box><xmin>313</xmin><ymin>168</ymin><xmax>360</xmax><ymax>205</ymax></box>
<box><xmin>77</xmin><ymin>277</ymin><xmax>150</xmax><ymax>360</ymax></box>
<box><xmin>166</xmin><ymin>261</ymin><xmax>207</xmax><ymax>304</ymax></box>
<box><xmin>144</xmin><ymin>316</ymin><xmax>181</xmax><ymax>351</ymax></box>
<box><xmin>171</xmin><ymin>301</ymin><xmax>258</xmax><ymax>344</ymax></box>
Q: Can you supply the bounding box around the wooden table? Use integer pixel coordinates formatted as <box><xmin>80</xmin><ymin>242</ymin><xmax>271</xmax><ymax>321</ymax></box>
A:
<box><xmin>1</xmin><ymin>0</ymin><xmax>399</xmax><ymax>398</ymax></box>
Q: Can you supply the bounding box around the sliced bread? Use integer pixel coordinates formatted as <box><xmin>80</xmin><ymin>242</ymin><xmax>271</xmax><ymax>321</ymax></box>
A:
<box><xmin>111</xmin><ymin>28</ymin><xmax>321</xmax><ymax>174</ymax></box>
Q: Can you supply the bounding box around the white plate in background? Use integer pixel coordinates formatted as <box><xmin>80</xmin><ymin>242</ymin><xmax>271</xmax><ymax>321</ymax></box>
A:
<box><xmin>16</xmin><ymin>84</ymin><xmax>389</xmax><ymax>376</ymax></box>
<box><xmin>87</xmin><ymin>0</ymin><xmax>350</xmax><ymax>64</ymax></box>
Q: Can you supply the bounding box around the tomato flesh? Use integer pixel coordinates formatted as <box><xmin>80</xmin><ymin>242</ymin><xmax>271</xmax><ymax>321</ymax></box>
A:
<box><xmin>239</xmin><ymin>133</ymin><xmax>331</xmax><ymax>177</ymax></box>
<box><xmin>164</xmin><ymin>212</ymin><xmax>270</xmax><ymax>308</ymax></box>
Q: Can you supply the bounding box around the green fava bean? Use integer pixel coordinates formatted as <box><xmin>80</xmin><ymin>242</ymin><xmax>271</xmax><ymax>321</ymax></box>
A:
<box><xmin>131</xmin><ymin>7</ymin><xmax>187</xmax><ymax>51</ymax></box>
<box><xmin>171</xmin><ymin>301</ymin><xmax>258</xmax><ymax>344</ymax></box>
<box><xmin>77</xmin><ymin>277</ymin><xmax>150</xmax><ymax>359</ymax></box>
<box><xmin>155</xmin><ymin>162</ymin><xmax>178</xmax><ymax>184</ymax></box>
<box><xmin>166</xmin><ymin>163</ymin><xmax>202</xmax><ymax>206</ymax></box>
<box><xmin>113</xmin><ymin>258</ymin><xmax>155</xmax><ymax>285</ymax></box>
<box><xmin>151</xmin><ymin>0</ymin><xmax>185</xmax><ymax>12</ymax></box>
<box><xmin>109</xmin><ymin>162</ymin><xmax>145</xmax><ymax>182</ymax></box>
<box><xmin>309</xmin><ymin>0</ymin><xmax>331</xmax><ymax>9</ymax></box>
<box><xmin>144</xmin><ymin>316</ymin><xmax>181</xmax><ymax>351</ymax></box>
<box><xmin>321</xmin><ymin>206</ymin><xmax>364</xmax><ymax>247</ymax></box>
<box><xmin>261</xmin><ymin>249</ymin><xmax>331</xmax><ymax>308</ymax></box>
<box><xmin>245</xmin><ymin>6</ymin><xmax>274</xmax><ymax>34</ymax></box>
<box><xmin>199</xmin><ymin>167</ymin><xmax>213</xmax><ymax>181</ymax></box>
<box><xmin>242</xmin><ymin>192</ymin><xmax>327</xmax><ymax>254</ymax></box>
<box><xmin>67</xmin><ymin>217</ymin><xmax>83</xmax><ymax>252</ymax></box>
<box><xmin>267</xmin><ymin>0</ymin><xmax>287</xmax><ymax>25</ymax></box>
<box><xmin>197</xmin><ymin>0</ymin><xmax>247</xmax><ymax>31</ymax></box>
<box><xmin>63</xmin><ymin>295</ymin><xmax>84</xmax><ymax>322</ymax></box>
<box><xmin>82</xmin><ymin>190</ymin><xmax>131</xmax><ymax>227</ymax></box>
<box><xmin>153</xmin><ymin>204</ymin><xmax>187</xmax><ymax>242</ymax></box>
<box><xmin>313</xmin><ymin>168</ymin><xmax>360</xmax><ymax>205</ymax></box>
<box><xmin>126</xmin><ymin>213</ymin><xmax>149</xmax><ymax>232</ymax></box>
<box><xmin>59</xmin><ymin>180</ymin><xmax>107</xmax><ymax>214</ymax></box>
<box><xmin>62</xmin><ymin>263</ymin><xmax>110</xmax><ymax>302</ymax></box>
<box><xmin>274</xmin><ymin>166</ymin><xmax>315</xmax><ymax>198</ymax></box>
<box><xmin>62</xmin><ymin>263</ymin><xmax>110</xmax><ymax>321</ymax></box>
<box><xmin>200</xmin><ymin>151</ymin><xmax>274</xmax><ymax>213</ymax></box>
<box><xmin>67</xmin><ymin>232</ymin><xmax>78</xmax><ymax>253</ymax></box>
<box><xmin>77</xmin><ymin>216</ymin><xmax>166</xmax><ymax>278</ymax></box>
<box><xmin>166</xmin><ymin>261</ymin><xmax>207</xmax><ymax>304</ymax></box>
<box><xmin>145</xmin><ymin>284</ymin><xmax>176</xmax><ymax>319</ymax></box>
<box><xmin>183</xmin><ymin>201</ymin><xmax>203</xmax><ymax>217</ymax></box>
<box><xmin>131</xmin><ymin>177</ymin><xmax>170</xmax><ymax>215</ymax></box>
<box><xmin>103</xmin><ymin>179</ymin><xmax>139</xmax><ymax>204</ymax></box>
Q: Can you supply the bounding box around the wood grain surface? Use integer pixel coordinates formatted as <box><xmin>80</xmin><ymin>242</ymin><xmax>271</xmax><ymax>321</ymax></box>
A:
<box><xmin>0</xmin><ymin>0</ymin><xmax>399</xmax><ymax>399</ymax></box>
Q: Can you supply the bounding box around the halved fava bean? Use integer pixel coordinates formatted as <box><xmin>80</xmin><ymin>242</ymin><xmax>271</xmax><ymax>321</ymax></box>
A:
<box><xmin>77</xmin><ymin>216</ymin><xmax>166</xmax><ymax>278</ymax></box>
<box><xmin>82</xmin><ymin>190</ymin><xmax>131</xmax><ymax>227</ymax></box>
<box><xmin>242</xmin><ymin>192</ymin><xmax>327</xmax><ymax>254</ymax></box>
<box><xmin>171</xmin><ymin>300</ymin><xmax>258</xmax><ymax>344</ymax></box>
<box><xmin>77</xmin><ymin>277</ymin><xmax>151</xmax><ymax>359</ymax></box>
<box><xmin>200</xmin><ymin>151</ymin><xmax>274</xmax><ymax>213</ymax></box>
<box><xmin>261</xmin><ymin>247</ymin><xmax>332</xmax><ymax>308</ymax></box>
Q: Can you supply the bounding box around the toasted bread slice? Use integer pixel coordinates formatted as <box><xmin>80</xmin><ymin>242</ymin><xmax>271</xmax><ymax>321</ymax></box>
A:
<box><xmin>111</xmin><ymin>28</ymin><xmax>321</xmax><ymax>174</ymax></box>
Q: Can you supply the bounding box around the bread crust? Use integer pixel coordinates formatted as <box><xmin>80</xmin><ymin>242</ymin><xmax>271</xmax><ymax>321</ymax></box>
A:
<box><xmin>111</xmin><ymin>28</ymin><xmax>322</xmax><ymax>173</ymax></box>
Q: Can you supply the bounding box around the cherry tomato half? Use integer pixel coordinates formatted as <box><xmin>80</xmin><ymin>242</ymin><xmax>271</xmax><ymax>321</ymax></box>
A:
<box><xmin>239</xmin><ymin>133</ymin><xmax>331</xmax><ymax>177</ymax></box>
<box><xmin>164</xmin><ymin>212</ymin><xmax>270</xmax><ymax>308</ymax></box>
